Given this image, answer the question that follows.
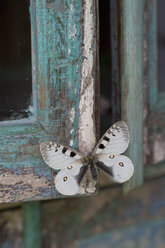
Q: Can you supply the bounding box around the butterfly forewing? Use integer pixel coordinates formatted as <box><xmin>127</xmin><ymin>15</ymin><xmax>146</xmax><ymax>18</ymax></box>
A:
<box><xmin>97</xmin><ymin>154</ymin><xmax>134</xmax><ymax>183</ymax></box>
<box><xmin>93</xmin><ymin>121</ymin><xmax>130</xmax><ymax>155</ymax></box>
<box><xmin>40</xmin><ymin>141</ymin><xmax>82</xmax><ymax>170</ymax></box>
<box><xmin>93</xmin><ymin>121</ymin><xmax>134</xmax><ymax>183</ymax></box>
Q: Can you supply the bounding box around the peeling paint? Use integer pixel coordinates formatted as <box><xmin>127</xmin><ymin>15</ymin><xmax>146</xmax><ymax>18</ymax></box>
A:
<box><xmin>0</xmin><ymin>0</ymin><xmax>99</xmax><ymax>203</ymax></box>
<box><xmin>69</xmin><ymin>108</ymin><xmax>76</xmax><ymax>147</ymax></box>
<box><xmin>78</xmin><ymin>0</ymin><xmax>96</xmax><ymax>155</ymax></box>
<box><xmin>0</xmin><ymin>167</ymin><xmax>51</xmax><ymax>203</ymax></box>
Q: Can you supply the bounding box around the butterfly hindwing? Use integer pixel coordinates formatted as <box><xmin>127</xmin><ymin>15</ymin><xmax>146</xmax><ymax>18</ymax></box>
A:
<box><xmin>55</xmin><ymin>161</ymin><xmax>86</xmax><ymax>195</ymax></box>
<box><xmin>94</xmin><ymin>121</ymin><xmax>130</xmax><ymax>155</ymax></box>
<box><xmin>40</xmin><ymin>141</ymin><xmax>82</xmax><ymax>170</ymax></box>
<box><xmin>40</xmin><ymin>142</ymin><xmax>87</xmax><ymax>195</ymax></box>
<box><xmin>96</xmin><ymin>154</ymin><xmax>134</xmax><ymax>183</ymax></box>
<box><xmin>93</xmin><ymin>121</ymin><xmax>134</xmax><ymax>183</ymax></box>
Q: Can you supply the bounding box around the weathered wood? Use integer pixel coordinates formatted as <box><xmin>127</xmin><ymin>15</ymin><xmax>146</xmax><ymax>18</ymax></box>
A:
<box><xmin>144</xmin><ymin>0</ymin><xmax>165</xmax><ymax>166</ymax></box>
<box><xmin>120</xmin><ymin>0</ymin><xmax>144</xmax><ymax>192</ymax></box>
<box><xmin>0</xmin><ymin>0</ymin><xmax>99</xmax><ymax>203</ymax></box>
<box><xmin>146</xmin><ymin>0</ymin><xmax>157</xmax><ymax>110</ymax></box>
<box><xmin>0</xmin><ymin>124</ymin><xmax>51</xmax><ymax>203</ymax></box>
<box><xmin>78</xmin><ymin>218</ymin><xmax>165</xmax><ymax>248</ymax></box>
<box><xmin>0</xmin><ymin>177</ymin><xmax>165</xmax><ymax>247</ymax></box>
<box><xmin>23</xmin><ymin>202</ymin><xmax>41</xmax><ymax>248</ymax></box>
<box><xmin>35</xmin><ymin>0</ymin><xmax>83</xmax><ymax>143</ymax></box>
<box><xmin>33</xmin><ymin>0</ymin><xmax>99</xmax><ymax>198</ymax></box>
<box><xmin>78</xmin><ymin>0</ymin><xmax>99</xmax><ymax>155</ymax></box>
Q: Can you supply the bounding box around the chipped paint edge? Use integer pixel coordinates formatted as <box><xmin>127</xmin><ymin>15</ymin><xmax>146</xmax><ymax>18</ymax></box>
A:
<box><xmin>78</xmin><ymin>0</ymin><xmax>97</xmax><ymax>155</ymax></box>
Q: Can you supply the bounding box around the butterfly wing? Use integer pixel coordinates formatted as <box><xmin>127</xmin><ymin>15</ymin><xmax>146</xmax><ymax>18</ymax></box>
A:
<box><xmin>94</xmin><ymin>121</ymin><xmax>130</xmax><ymax>155</ymax></box>
<box><xmin>96</xmin><ymin>154</ymin><xmax>134</xmax><ymax>183</ymax></box>
<box><xmin>55</xmin><ymin>161</ymin><xmax>87</xmax><ymax>195</ymax></box>
<box><xmin>40</xmin><ymin>142</ymin><xmax>88</xmax><ymax>195</ymax></box>
<box><xmin>40</xmin><ymin>141</ymin><xmax>82</xmax><ymax>170</ymax></box>
<box><xmin>93</xmin><ymin>121</ymin><xmax>134</xmax><ymax>183</ymax></box>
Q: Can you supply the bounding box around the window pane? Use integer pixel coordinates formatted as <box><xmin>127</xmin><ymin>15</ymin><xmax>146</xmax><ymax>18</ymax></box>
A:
<box><xmin>158</xmin><ymin>0</ymin><xmax>165</xmax><ymax>92</ymax></box>
<box><xmin>0</xmin><ymin>0</ymin><xmax>32</xmax><ymax>121</ymax></box>
<box><xmin>99</xmin><ymin>0</ymin><xmax>112</xmax><ymax>135</ymax></box>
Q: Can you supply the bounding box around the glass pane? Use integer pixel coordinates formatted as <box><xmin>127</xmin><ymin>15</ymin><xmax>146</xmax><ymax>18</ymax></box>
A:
<box><xmin>0</xmin><ymin>0</ymin><xmax>32</xmax><ymax>121</ymax></box>
<box><xmin>158</xmin><ymin>0</ymin><xmax>165</xmax><ymax>92</ymax></box>
<box><xmin>99</xmin><ymin>0</ymin><xmax>112</xmax><ymax>135</ymax></box>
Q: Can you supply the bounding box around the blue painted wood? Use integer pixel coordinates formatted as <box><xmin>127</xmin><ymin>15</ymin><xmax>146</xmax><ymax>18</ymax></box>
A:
<box><xmin>120</xmin><ymin>0</ymin><xmax>144</xmax><ymax>191</ymax></box>
<box><xmin>0</xmin><ymin>124</ymin><xmax>52</xmax><ymax>202</ymax></box>
<box><xmin>0</xmin><ymin>0</ymin><xmax>84</xmax><ymax>203</ymax></box>
<box><xmin>32</xmin><ymin>0</ymin><xmax>84</xmax><ymax>197</ymax></box>
<box><xmin>144</xmin><ymin>0</ymin><xmax>165</xmax><ymax>169</ymax></box>
<box><xmin>34</xmin><ymin>0</ymin><xmax>83</xmax><ymax>143</ymax></box>
<box><xmin>146</xmin><ymin>0</ymin><xmax>157</xmax><ymax>110</ymax></box>
<box><xmin>23</xmin><ymin>202</ymin><xmax>41</xmax><ymax>248</ymax></box>
<box><xmin>78</xmin><ymin>219</ymin><xmax>165</xmax><ymax>248</ymax></box>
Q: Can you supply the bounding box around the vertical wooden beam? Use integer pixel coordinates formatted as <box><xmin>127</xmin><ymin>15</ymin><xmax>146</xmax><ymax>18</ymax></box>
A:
<box><xmin>120</xmin><ymin>0</ymin><xmax>144</xmax><ymax>192</ymax></box>
<box><xmin>146</xmin><ymin>0</ymin><xmax>157</xmax><ymax>110</ymax></box>
<box><xmin>23</xmin><ymin>202</ymin><xmax>41</xmax><ymax>248</ymax></box>
<box><xmin>78</xmin><ymin>0</ymin><xmax>99</xmax><ymax>155</ymax></box>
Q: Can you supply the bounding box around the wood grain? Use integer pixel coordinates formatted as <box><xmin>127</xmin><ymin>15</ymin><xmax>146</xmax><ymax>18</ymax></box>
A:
<box><xmin>0</xmin><ymin>0</ymin><xmax>99</xmax><ymax>203</ymax></box>
<box><xmin>120</xmin><ymin>0</ymin><xmax>144</xmax><ymax>191</ymax></box>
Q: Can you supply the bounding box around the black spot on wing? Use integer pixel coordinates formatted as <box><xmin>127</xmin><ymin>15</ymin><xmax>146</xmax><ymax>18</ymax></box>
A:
<box><xmin>99</xmin><ymin>144</ymin><xmax>105</xmax><ymax>149</ymax></box>
<box><xmin>103</xmin><ymin>136</ymin><xmax>110</xmax><ymax>142</ymax></box>
<box><xmin>96</xmin><ymin>161</ymin><xmax>113</xmax><ymax>177</ymax></box>
<box><xmin>62</xmin><ymin>147</ymin><xmax>68</xmax><ymax>153</ymax></box>
<box><xmin>70</xmin><ymin>152</ymin><xmax>76</xmax><ymax>157</ymax></box>
<box><xmin>76</xmin><ymin>165</ymin><xmax>88</xmax><ymax>185</ymax></box>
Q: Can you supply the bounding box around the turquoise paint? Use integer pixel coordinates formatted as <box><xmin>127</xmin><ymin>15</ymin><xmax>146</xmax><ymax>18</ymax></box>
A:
<box><xmin>35</xmin><ymin>0</ymin><xmax>83</xmax><ymax>143</ymax></box>
<box><xmin>23</xmin><ymin>202</ymin><xmax>41</xmax><ymax>248</ymax></box>
<box><xmin>30</xmin><ymin>0</ymin><xmax>39</xmax><ymax>118</ymax></box>
<box><xmin>146</xmin><ymin>0</ymin><xmax>158</xmax><ymax>110</ymax></box>
<box><xmin>0</xmin><ymin>124</ymin><xmax>49</xmax><ymax>167</ymax></box>
<box><xmin>144</xmin><ymin>0</ymin><xmax>165</xmax><ymax>173</ymax></box>
<box><xmin>0</xmin><ymin>0</ymin><xmax>83</xmax><ymax>203</ymax></box>
<box><xmin>120</xmin><ymin>0</ymin><xmax>144</xmax><ymax>191</ymax></box>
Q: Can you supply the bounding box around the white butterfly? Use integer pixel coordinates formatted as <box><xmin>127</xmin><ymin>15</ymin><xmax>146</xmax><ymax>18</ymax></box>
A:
<box><xmin>40</xmin><ymin>121</ymin><xmax>134</xmax><ymax>196</ymax></box>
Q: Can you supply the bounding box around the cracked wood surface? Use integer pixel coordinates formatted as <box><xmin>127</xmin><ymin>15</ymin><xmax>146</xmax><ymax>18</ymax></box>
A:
<box><xmin>0</xmin><ymin>0</ymin><xmax>99</xmax><ymax>203</ymax></box>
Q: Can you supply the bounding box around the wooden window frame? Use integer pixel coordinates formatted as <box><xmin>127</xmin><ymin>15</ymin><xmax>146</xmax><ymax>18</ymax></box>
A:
<box><xmin>143</xmin><ymin>0</ymin><xmax>165</xmax><ymax>178</ymax></box>
<box><xmin>0</xmin><ymin>0</ymin><xmax>99</xmax><ymax>204</ymax></box>
<box><xmin>109</xmin><ymin>0</ymin><xmax>144</xmax><ymax>192</ymax></box>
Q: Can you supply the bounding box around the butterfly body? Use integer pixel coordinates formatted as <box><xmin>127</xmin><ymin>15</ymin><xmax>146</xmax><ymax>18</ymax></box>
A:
<box><xmin>40</xmin><ymin>121</ymin><xmax>134</xmax><ymax>196</ymax></box>
<box><xmin>79</xmin><ymin>155</ymin><xmax>99</xmax><ymax>182</ymax></box>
